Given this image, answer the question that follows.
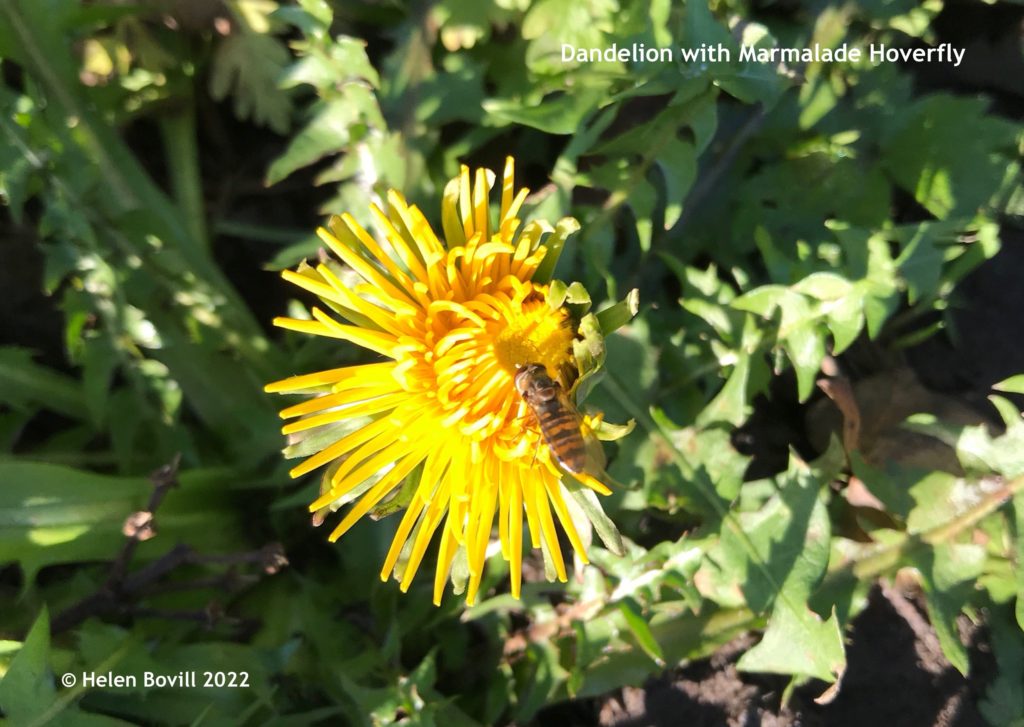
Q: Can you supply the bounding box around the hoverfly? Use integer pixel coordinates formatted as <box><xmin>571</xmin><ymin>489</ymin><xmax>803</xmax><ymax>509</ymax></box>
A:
<box><xmin>514</xmin><ymin>363</ymin><xmax>588</xmax><ymax>474</ymax></box>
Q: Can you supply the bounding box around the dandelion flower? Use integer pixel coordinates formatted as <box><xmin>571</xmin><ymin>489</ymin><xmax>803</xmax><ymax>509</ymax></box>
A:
<box><xmin>266</xmin><ymin>158</ymin><xmax>630</xmax><ymax>605</ymax></box>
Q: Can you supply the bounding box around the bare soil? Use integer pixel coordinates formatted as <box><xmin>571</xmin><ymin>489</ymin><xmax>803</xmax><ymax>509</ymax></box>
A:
<box><xmin>535</xmin><ymin>585</ymin><xmax>993</xmax><ymax>727</ymax></box>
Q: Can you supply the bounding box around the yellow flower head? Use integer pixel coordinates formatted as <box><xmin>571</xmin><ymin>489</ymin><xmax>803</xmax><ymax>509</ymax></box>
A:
<box><xmin>266</xmin><ymin>158</ymin><xmax>616</xmax><ymax>605</ymax></box>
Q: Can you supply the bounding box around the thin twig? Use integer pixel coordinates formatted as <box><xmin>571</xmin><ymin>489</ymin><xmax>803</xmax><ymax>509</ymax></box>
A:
<box><xmin>106</xmin><ymin>455</ymin><xmax>182</xmax><ymax>587</ymax></box>
<box><xmin>140</xmin><ymin>570</ymin><xmax>257</xmax><ymax>597</ymax></box>
<box><xmin>50</xmin><ymin>457</ymin><xmax>288</xmax><ymax>635</ymax></box>
<box><xmin>880</xmin><ymin>582</ymin><xmax>946</xmax><ymax>675</ymax></box>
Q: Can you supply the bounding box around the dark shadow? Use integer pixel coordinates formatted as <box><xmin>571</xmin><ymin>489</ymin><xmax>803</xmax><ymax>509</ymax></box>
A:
<box><xmin>799</xmin><ymin>586</ymin><xmax>990</xmax><ymax>727</ymax></box>
<box><xmin>905</xmin><ymin>226</ymin><xmax>1024</xmax><ymax>414</ymax></box>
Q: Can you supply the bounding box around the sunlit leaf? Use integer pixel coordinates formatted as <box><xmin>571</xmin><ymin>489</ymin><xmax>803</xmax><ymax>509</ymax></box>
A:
<box><xmin>210</xmin><ymin>31</ymin><xmax>293</xmax><ymax>134</ymax></box>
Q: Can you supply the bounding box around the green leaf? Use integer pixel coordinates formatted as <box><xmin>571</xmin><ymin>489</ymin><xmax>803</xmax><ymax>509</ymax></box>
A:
<box><xmin>276</xmin><ymin>0</ymin><xmax>333</xmax><ymax>31</ymax></box>
<box><xmin>630</xmin><ymin>177</ymin><xmax>656</xmax><ymax>251</ymax></box>
<box><xmin>782</xmin><ymin>324</ymin><xmax>825</xmax><ymax>402</ymax></box>
<box><xmin>956</xmin><ymin>413</ymin><xmax>1024</xmax><ymax>479</ymax></box>
<box><xmin>892</xmin><ymin>224</ymin><xmax>946</xmax><ymax>304</ymax></box>
<box><xmin>825</xmin><ymin>291</ymin><xmax>865</xmax><ymax>354</ymax></box>
<box><xmin>979</xmin><ymin>608</ymin><xmax>1024</xmax><ymax>726</ymax></box>
<box><xmin>792</xmin><ymin>272</ymin><xmax>853</xmax><ymax>301</ymax></box>
<box><xmin>0</xmin><ymin>607</ymin><xmax>54</xmax><ymax>725</ymax></box>
<box><xmin>210</xmin><ymin>31</ymin><xmax>293</xmax><ymax>134</ymax></box>
<box><xmin>683</xmin><ymin>14</ymin><xmax>787</xmax><ymax>106</ymax></box>
<box><xmin>716</xmin><ymin>63</ymin><xmax>788</xmax><ymax>106</ymax></box>
<box><xmin>414</xmin><ymin>60</ymin><xmax>486</xmax><ymax>126</ymax></box>
<box><xmin>881</xmin><ymin>95</ymin><xmax>1018</xmax><ymax>218</ymax></box>
<box><xmin>682</xmin><ymin>298</ymin><xmax>735</xmax><ymax>342</ymax></box>
<box><xmin>685</xmin><ymin>89</ymin><xmax>719</xmax><ymax>155</ymax></box>
<box><xmin>0</xmin><ymin>617</ymin><xmax>132</xmax><ymax>723</ymax></box>
<box><xmin>0</xmin><ymin>112</ymin><xmax>34</xmax><ymax>224</ymax></box>
<box><xmin>656</xmin><ymin>139</ymin><xmax>697</xmax><ymax>229</ymax></box>
<box><xmin>0</xmin><ymin>346</ymin><xmax>89</xmax><ymax>420</ymax></box>
<box><xmin>80</xmin><ymin>339</ymin><xmax>118</xmax><ymax>427</ymax></box>
<box><xmin>513</xmin><ymin>642</ymin><xmax>567</xmax><ymax>723</ymax></box>
<box><xmin>0</xmin><ymin>460</ymin><xmax>246</xmax><ymax>581</ymax></box>
<box><xmin>912</xmin><ymin>544</ymin><xmax>987</xmax><ymax>675</ymax></box>
<box><xmin>616</xmin><ymin>599</ymin><xmax>665</xmax><ymax>666</ymax></box>
<box><xmin>696</xmin><ymin>351</ymin><xmax>751</xmax><ymax>427</ymax></box>
<box><xmin>731</xmin><ymin>285</ymin><xmax>789</xmax><ymax>318</ymax></box>
<box><xmin>681</xmin><ymin>0</ymin><xmax>732</xmax><ymax>55</ymax></box>
<box><xmin>716</xmin><ymin>457</ymin><xmax>835</xmax><ymax>610</ymax></box>
<box><xmin>994</xmin><ymin>375</ymin><xmax>1024</xmax><ymax>396</ymax></box>
<box><xmin>905</xmin><ymin>472</ymin><xmax>964</xmax><ymax>534</ymax></box>
<box><xmin>737</xmin><ymin>604</ymin><xmax>845</xmax><ymax>683</ymax></box>
<box><xmin>521</xmin><ymin>0</ymin><xmax>625</xmax><ymax>76</ymax></box>
<box><xmin>774</xmin><ymin>292</ymin><xmax>823</xmax><ymax>403</ymax></box>
<box><xmin>266</xmin><ymin>93</ymin><xmax>377</xmax><ymax>185</ymax></box>
<box><xmin>483</xmin><ymin>90</ymin><xmax>604</xmax><ymax>135</ymax></box>
<box><xmin>0</xmin><ymin>460</ymin><xmax>149</xmax><ymax>580</ymax></box>
<box><xmin>565</xmin><ymin>478</ymin><xmax>624</xmax><ymax>556</ymax></box>
<box><xmin>280</xmin><ymin>36</ymin><xmax>377</xmax><ymax>89</ymax></box>
<box><xmin>707</xmin><ymin>450</ymin><xmax>846</xmax><ymax>681</ymax></box>
<box><xmin>572</xmin><ymin>607</ymin><xmax>758</xmax><ymax>700</ymax></box>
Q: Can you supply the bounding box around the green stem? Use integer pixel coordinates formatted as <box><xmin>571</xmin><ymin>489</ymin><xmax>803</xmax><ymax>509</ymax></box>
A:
<box><xmin>834</xmin><ymin>474</ymin><xmax>1024</xmax><ymax>583</ymax></box>
<box><xmin>160</xmin><ymin>102</ymin><xmax>208</xmax><ymax>251</ymax></box>
<box><xmin>213</xmin><ymin>220</ymin><xmax>312</xmax><ymax>245</ymax></box>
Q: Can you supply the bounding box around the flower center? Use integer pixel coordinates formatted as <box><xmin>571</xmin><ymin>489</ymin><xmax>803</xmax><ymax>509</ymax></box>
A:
<box><xmin>491</xmin><ymin>293</ymin><xmax>575</xmax><ymax>378</ymax></box>
<box><xmin>421</xmin><ymin>281</ymin><xmax>576</xmax><ymax>445</ymax></box>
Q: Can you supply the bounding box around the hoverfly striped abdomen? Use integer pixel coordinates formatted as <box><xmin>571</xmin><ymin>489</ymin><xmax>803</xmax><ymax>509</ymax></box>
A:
<box><xmin>514</xmin><ymin>363</ymin><xmax>587</xmax><ymax>474</ymax></box>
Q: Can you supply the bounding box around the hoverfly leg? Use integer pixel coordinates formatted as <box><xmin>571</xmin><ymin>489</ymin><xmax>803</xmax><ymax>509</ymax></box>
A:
<box><xmin>529</xmin><ymin>428</ymin><xmax>542</xmax><ymax>469</ymax></box>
